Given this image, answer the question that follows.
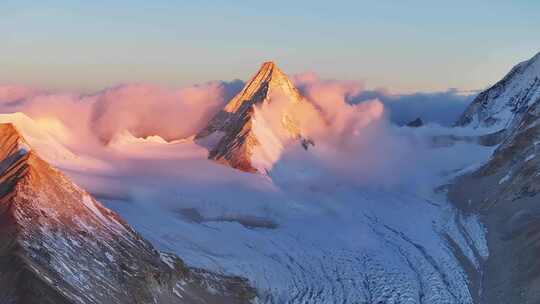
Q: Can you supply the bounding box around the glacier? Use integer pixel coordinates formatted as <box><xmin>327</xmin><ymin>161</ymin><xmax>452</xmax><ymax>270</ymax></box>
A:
<box><xmin>0</xmin><ymin>111</ymin><xmax>495</xmax><ymax>303</ymax></box>
<box><xmin>92</xmin><ymin>125</ymin><xmax>493</xmax><ymax>303</ymax></box>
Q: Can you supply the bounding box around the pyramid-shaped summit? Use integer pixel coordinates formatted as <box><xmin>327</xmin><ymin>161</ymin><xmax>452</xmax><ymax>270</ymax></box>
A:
<box><xmin>221</xmin><ymin>61</ymin><xmax>304</xmax><ymax>113</ymax></box>
<box><xmin>196</xmin><ymin>61</ymin><xmax>317</xmax><ymax>173</ymax></box>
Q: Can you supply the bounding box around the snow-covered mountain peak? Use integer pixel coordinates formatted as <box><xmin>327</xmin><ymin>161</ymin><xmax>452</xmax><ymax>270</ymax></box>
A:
<box><xmin>0</xmin><ymin>122</ymin><xmax>255</xmax><ymax>303</ymax></box>
<box><xmin>223</xmin><ymin>61</ymin><xmax>303</xmax><ymax>113</ymax></box>
<box><xmin>196</xmin><ymin>62</ymin><xmax>319</xmax><ymax>173</ymax></box>
<box><xmin>456</xmin><ymin>51</ymin><xmax>540</xmax><ymax>129</ymax></box>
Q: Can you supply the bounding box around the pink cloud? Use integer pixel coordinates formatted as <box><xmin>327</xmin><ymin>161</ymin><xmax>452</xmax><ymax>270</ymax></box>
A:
<box><xmin>0</xmin><ymin>85</ymin><xmax>43</xmax><ymax>103</ymax></box>
<box><xmin>90</xmin><ymin>83</ymin><xmax>234</xmax><ymax>142</ymax></box>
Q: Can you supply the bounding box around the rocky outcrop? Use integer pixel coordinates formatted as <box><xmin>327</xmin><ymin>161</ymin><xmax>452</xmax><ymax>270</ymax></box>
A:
<box><xmin>455</xmin><ymin>52</ymin><xmax>540</xmax><ymax>129</ymax></box>
<box><xmin>195</xmin><ymin>62</ymin><xmax>316</xmax><ymax>173</ymax></box>
<box><xmin>0</xmin><ymin>123</ymin><xmax>255</xmax><ymax>304</ymax></box>
<box><xmin>406</xmin><ymin>117</ymin><xmax>423</xmax><ymax>127</ymax></box>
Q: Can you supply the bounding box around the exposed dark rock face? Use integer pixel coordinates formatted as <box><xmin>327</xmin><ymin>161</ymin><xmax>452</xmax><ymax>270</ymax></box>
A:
<box><xmin>0</xmin><ymin>123</ymin><xmax>255</xmax><ymax>304</ymax></box>
<box><xmin>406</xmin><ymin>117</ymin><xmax>423</xmax><ymax>127</ymax></box>
<box><xmin>300</xmin><ymin>138</ymin><xmax>315</xmax><ymax>150</ymax></box>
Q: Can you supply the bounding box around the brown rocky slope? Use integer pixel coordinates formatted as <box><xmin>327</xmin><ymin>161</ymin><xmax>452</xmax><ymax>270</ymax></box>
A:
<box><xmin>0</xmin><ymin>123</ymin><xmax>255</xmax><ymax>304</ymax></box>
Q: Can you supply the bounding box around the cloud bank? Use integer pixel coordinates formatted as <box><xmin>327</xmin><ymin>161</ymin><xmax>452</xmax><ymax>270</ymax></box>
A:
<box><xmin>350</xmin><ymin>89</ymin><xmax>474</xmax><ymax>126</ymax></box>
<box><xmin>90</xmin><ymin>81</ymin><xmax>242</xmax><ymax>142</ymax></box>
<box><xmin>0</xmin><ymin>80</ymin><xmax>243</xmax><ymax>146</ymax></box>
<box><xmin>0</xmin><ymin>72</ymin><xmax>474</xmax><ymax>217</ymax></box>
<box><xmin>0</xmin><ymin>85</ymin><xmax>44</xmax><ymax>104</ymax></box>
<box><xmin>292</xmin><ymin>73</ymin><xmax>474</xmax><ymax>126</ymax></box>
<box><xmin>0</xmin><ymin>72</ymin><xmax>472</xmax><ymax>152</ymax></box>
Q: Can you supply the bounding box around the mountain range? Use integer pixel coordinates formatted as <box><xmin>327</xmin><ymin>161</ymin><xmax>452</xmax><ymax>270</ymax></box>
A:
<box><xmin>1</xmin><ymin>51</ymin><xmax>540</xmax><ymax>303</ymax></box>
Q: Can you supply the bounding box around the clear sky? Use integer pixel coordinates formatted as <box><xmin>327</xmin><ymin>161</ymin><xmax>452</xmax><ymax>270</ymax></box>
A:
<box><xmin>2</xmin><ymin>0</ymin><xmax>539</xmax><ymax>93</ymax></box>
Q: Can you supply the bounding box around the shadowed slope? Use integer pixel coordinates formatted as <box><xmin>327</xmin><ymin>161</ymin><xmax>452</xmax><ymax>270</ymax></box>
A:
<box><xmin>450</xmin><ymin>51</ymin><xmax>540</xmax><ymax>304</ymax></box>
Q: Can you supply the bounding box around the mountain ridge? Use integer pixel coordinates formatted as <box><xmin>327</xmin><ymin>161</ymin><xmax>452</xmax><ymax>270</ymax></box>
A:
<box><xmin>0</xmin><ymin>123</ymin><xmax>255</xmax><ymax>304</ymax></box>
<box><xmin>455</xmin><ymin>51</ymin><xmax>540</xmax><ymax>129</ymax></box>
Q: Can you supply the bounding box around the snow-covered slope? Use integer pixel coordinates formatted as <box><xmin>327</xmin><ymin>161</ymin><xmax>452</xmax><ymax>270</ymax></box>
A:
<box><xmin>89</xmin><ymin>125</ymin><xmax>495</xmax><ymax>304</ymax></box>
<box><xmin>195</xmin><ymin>62</ymin><xmax>319</xmax><ymax>173</ymax></box>
<box><xmin>0</xmin><ymin>112</ymin><xmax>79</xmax><ymax>164</ymax></box>
<box><xmin>450</xmin><ymin>58</ymin><xmax>540</xmax><ymax>303</ymax></box>
<box><xmin>110</xmin><ymin>188</ymin><xmax>489</xmax><ymax>303</ymax></box>
<box><xmin>456</xmin><ymin>52</ymin><xmax>540</xmax><ymax>129</ymax></box>
<box><xmin>0</xmin><ymin>123</ymin><xmax>254</xmax><ymax>304</ymax></box>
<box><xmin>441</xmin><ymin>50</ymin><xmax>540</xmax><ymax>303</ymax></box>
<box><xmin>0</xmin><ymin>112</ymin><xmax>108</xmax><ymax>171</ymax></box>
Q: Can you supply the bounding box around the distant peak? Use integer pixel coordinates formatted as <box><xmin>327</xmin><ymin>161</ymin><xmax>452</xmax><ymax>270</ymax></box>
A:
<box><xmin>196</xmin><ymin>61</ymin><xmax>312</xmax><ymax>173</ymax></box>
<box><xmin>222</xmin><ymin>61</ymin><xmax>296</xmax><ymax>113</ymax></box>
<box><xmin>261</xmin><ymin>61</ymin><xmax>276</xmax><ymax>68</ymax></box>
<box><xmin>254</xmin><ymin>61</ymin><xmax>284</xmax><ymax>80</ymax></box>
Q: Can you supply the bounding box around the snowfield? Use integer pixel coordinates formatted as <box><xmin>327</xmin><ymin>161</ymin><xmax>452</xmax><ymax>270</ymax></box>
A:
<box><xmin>108</xmin><ymin>187</ymin><xmax>488</xmax><ymax>304</ymax></box>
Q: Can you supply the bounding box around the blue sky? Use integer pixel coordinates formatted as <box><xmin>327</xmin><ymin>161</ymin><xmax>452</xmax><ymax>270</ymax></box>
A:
<box><xmin>1</xmin><ymin>0</ymin><xmax>539</xmax><ymax>92</ymax></box>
